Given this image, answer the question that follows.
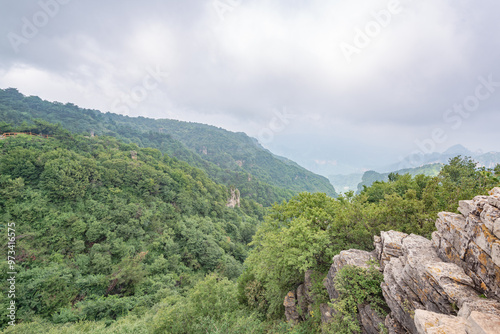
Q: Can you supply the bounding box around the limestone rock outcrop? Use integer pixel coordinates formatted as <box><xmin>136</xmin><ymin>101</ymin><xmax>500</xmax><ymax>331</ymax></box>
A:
<box><xmin>432</xmin><ymin>187</ymin><xmax>500</xmax><ymax>299</ymax></box>
<box><xmin>285</xmin><ymin>188</ymin><xmax>500</xmax><ymax>333</ymax></box>
<box><xmin>378</xmin><ymin>188</ymin><xmax>500</xmax><ymax>333</ymax></box>
<box><xmin>414</xmin><ymin>309</ymin><xmax>500</xmax><ymax>334</ymax></box>
<box><xmin>374</xmin><ymin>231</ymin><xmax>407</xmax><ymax>270</ymax></box>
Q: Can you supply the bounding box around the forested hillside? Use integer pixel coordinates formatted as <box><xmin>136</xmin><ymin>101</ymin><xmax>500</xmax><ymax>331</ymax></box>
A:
<box><xmin>0</xmin><ymin>88</ymin><xmax>336</xmax><ymax>205</ymax></box>
<box><xmin>0</xmin><ymin>125</ymin><xmax>264</xmax><ymax>330</ymax></box>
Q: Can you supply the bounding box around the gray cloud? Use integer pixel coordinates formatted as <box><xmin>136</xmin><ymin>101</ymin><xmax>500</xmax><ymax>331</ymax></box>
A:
<box><xmin>1</xmin><ymin>0</ymin><xmax>499</xmax><ymax>175</ymax></box>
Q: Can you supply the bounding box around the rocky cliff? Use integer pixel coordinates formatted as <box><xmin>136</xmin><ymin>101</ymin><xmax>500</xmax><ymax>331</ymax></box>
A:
<box><xmin>284</xmin><ymin>188</ymin><xmax>500</xmax><ymax>333</ymax></box>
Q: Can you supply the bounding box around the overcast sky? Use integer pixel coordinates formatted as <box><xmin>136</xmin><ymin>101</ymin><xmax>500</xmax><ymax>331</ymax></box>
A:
<box><xmin>1</xmin><ymin>0</ymin><xmax>499</xmax><ymax>175</ymax></box>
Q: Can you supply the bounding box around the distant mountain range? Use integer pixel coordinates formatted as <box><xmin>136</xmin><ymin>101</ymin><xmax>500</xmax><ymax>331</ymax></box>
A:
<box><xmin>0</xmin><ymin>88</ymin><xmax>336</xmax><ymax>205</ymax></box>
<box><xmin>383</xmin><ymin>144</ymin><xmax>500</xmax><ymax>171</ymax></box>
<box><xmin>329</xmin><ymin>163</ymin><xmax>443</xmax><ymax>194</ymax></box>
<box><xmin>356</xmin><ymin>163</ymin><xmax>443</xmax><ymax>192</ymax></box>
<box><xmin>330</xmin><ymin>145</ymin><xmax>500</xmax><ymax>194</ymax></box>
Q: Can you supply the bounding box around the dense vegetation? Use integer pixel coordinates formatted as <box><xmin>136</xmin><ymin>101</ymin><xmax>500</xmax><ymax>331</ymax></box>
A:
<box><xmin>235</xmin><ymin>156</ymin><xmax>499</xmax><ymax>333</ymax></box>
<box><xmin>0</xmin><ymin>126</ymin><xmax>265</xmax><ymax>331</ymax></box>
<box><xmin>356</xmin><ymin>163</ymin><xmax>443</xmax><ymax>193</ymax></box>
<box><xmin>0</xmin><ymin>90</ymin><xmax>498</xmax><ymax>333</ymax></box>
<box><xmin>0</xmin><ymin>88</ymin><xmax>336</xmax><ymax>205</ymax></box>
<box><xmin>2</xmin><ymin>122</ymin><xmax>498</xmax><ymax>334</ymax></box>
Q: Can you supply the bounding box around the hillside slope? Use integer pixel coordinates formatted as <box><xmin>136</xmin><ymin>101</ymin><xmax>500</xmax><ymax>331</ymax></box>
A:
<box><xmin>0</xmin><ymin>88</ymin><xmax>336</xmax><ymax>204</ymax></box>
<box><xmin>0</xmin><ymin>127</ymin><xmax>267</xmax><ymax>329</ymax></box>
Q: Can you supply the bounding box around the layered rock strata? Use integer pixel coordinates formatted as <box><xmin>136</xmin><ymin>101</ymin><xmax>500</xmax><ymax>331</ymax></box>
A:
<box><xmin>285</xmin><ymin>188</ymin><xmax>500</xmax><ymax>334</ymax></box>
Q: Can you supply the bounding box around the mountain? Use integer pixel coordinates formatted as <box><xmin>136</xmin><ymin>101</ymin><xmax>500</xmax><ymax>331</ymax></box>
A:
<box><xmin>329</xmin><ymin>145</ymin><xmax>500</xmax><ymax>194</ymax></box>
<box><xmin>356</xmin><ymin>163</ymin><xmax>443</xmax><ymax>192</ymax></box>
<box><xmin>329</xmin><ymin>163</ymin><xmax>445</xmax><ymax>194</ymax></box>
<box><xmin>0</xmin><ymin>88</ymin><xmax>336</xmax><ymax>205</ymax></box>
<box><xmin>442</xmin><ymin>144</ymin><xmax>472</xmax><ymax>156</ymax></box>
<box><xmin>384</xmin><ymin>144</ymin><xmax>500</xmax><ymax>172</ymax></box>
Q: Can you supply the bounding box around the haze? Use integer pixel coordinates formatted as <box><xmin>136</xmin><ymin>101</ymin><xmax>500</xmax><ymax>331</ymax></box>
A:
<box><xmin>1</xmin><ymin>0</ymin><xmax>499</xmax><ymax>175</ymax></box>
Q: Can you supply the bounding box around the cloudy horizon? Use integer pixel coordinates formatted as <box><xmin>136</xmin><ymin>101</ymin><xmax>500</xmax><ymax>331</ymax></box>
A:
<box><xmin>1</xmin><ymin>0</ymin><xmax>499</xmax><ymax>175</ymax></box>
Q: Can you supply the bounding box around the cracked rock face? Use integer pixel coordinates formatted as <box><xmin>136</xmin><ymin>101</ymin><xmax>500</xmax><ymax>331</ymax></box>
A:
<box><xmin>414</xmin><ymin>309</ymin><xmax>467</xmax><ymax>334</ymax></box>
<box><xmin>377</xmin><ymin>189</ymin><xmax>500</xmax><ymax>333</ymax></box>
<box><xmin>380</xmin><ymin>233</ymin><xmax>483</xmax><ymax>333</ymax></box>
<box><xmin>374</xmin><ymin>231</ymin><xmax>408</xmax><ymax>270</ymax></box>
<box><xmin>286</xmin><ymin>189</ymin><xmax>500</xmax><ymax>333</ymax></box>
<box><xmin>414</xmin><ymin>309</ymin><xmax>500</xmax><ymax>334</ymax></box>
<box><xmin>433</xmin><ymin>190</ymin><xmax>500</xmax><ymax>299</ymax></box>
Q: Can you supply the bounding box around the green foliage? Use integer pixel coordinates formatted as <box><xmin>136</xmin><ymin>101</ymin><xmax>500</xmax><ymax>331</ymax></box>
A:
<box><xmin>326</xmin><ymin>264</ymin><xmax>387</xmax><ymax>334</ymax></box>
<box><xmin>1</xmin><ymin>104</ymin><xmax>498</xmax><ymax>333</ymax></box>
<box><xmin>0</xmin><ymin>130</ymin><xmax>262</xmax><ymax>330</ymax></box>
<box><xmin>150</xmin><ymin>274</ymin><xmax>266</xmax><ymax>334</ymax></box>
<box><xmin>428</xmin><ymin>156</ymin><xmax>500</xmax><ymax>212</ymax></box>
<box><xmin>242</xmin><ymin>192</ymin><xmax>374</xmax><ymax>318</ymax></box>
<box><xmin>0</xmin><ymin>88</ymin><xmax>336</xmax><ymax>206</ymax></box>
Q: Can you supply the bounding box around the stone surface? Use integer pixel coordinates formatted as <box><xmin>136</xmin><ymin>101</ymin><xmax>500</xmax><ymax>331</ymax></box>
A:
<box><xmin>357</xmin><ymin>303</ymin><xmax>386</xmax><ymax>334</ymax></box>
<box><xmin>295</xmin><ymin>270</ymin><xmax>315</xmax><ymax>320</ymax></box>
<box><xmin>434</xmin><ymin>191</ymin><xmax>500</xmax><ymax>299</ymax></box>
<box><xmin>284</xmin><ymin>291</ymin><xmax>300</xmax><ymax>323</ymax></box>
<box><xmin>489</xmin><ymin>195</ymin><xmax>500</xmax><ymax>211</ymax></box>
<box><xmin>459</xmin><ymin>200</ymin><xmax>475</xmax><ymax>217</ymax></box>
<box><xmin>319</xmin><ymin>303</ymin><xmax>333</xmax><ymax>324</ymax></box>
<box><xmin>489</xmin><ymin>188</ymin><xmax>500</xmax><ymax>196</ymax></box>
<box><xmin>473</xmin><ymin>196</ymin><xmax>490</xmax><ymax>213</ymax></box>
<box><xmin>283</xmin><ymin>269</ymin><xmax>319</xmax><ymax>323</ymax></box>
<box><xmin>296</xmin><ymin>283</ymin><xmax>308</xmax><ymax>320</ymax></box>
<box><xmin>382</xmin><ymin>257</ymin><xmax>421</xmax><ymax>333</ymax></box>
<box><xmin>385</xmin><ymin>314</ymin><xmax>409</xmax><ymax>334</ymax></box>
<box><xmin>414</xmin><ymin>309</ymin><xmax>467</xmax><ymax>334</ymax></box>
<box><xmin>466</xmin><ymin>311</ymin><xmax>500</xmax><ymax>334</ymax></box>
<box><xmin>375</xmin><ymin>231</ymin><xmax>408</xmax><ymax>270</ymax></box>
<box><xmin>480</xmin><ymin>204</ymin><xmax>500</xmax><ymax>235</ymax></box>
<box><xmin>458</xmin><ymin>299</ymin><xmax>500</xmax><ymax>318</ymax></box>
<box><xmin>381</xmin><ymin>232</ymin><xmax>495</xmax><ymax>333</ymax></box>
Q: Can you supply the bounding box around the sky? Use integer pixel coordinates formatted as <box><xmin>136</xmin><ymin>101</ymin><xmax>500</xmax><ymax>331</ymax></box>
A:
<box><xmin>1</xmin><ymin>0</ymin><xmax>499</xmax><ymax>175</ymax></box>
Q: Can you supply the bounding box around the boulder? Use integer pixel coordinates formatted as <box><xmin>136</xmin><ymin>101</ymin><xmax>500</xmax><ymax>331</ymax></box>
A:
<box><xmin>414</xmin><ymin>309</ymin><xmax>500</xmax><ymax>334</ymax></box>
<box><xmin>466</xmin><ymin>311</ymin><xmax>500</xmax><ymax>334</ymax></box>
<box><xmin>319</xmin><ymin>303</ymin><xmax>334</xmax><ymax>324</ymax></box>
<box><xmin>382</xmin><ymin>233</ymin><xmax>493</xmax><ymax>332</ymax></box>
<box><xmin>414</xmin><ymin>309</ymin><xmax>467</xmax><ymax>334</ymax></box>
